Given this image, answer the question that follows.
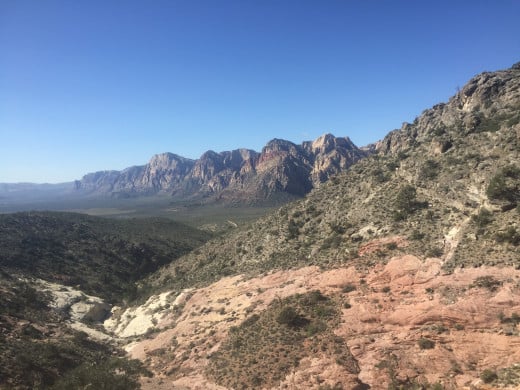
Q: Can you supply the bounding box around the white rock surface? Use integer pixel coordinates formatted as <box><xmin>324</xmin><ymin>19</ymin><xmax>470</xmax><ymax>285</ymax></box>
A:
<box><xmin>104</xmin><ymin>290</ymin><xmax>192</xmax><ymax>338</ymax></box>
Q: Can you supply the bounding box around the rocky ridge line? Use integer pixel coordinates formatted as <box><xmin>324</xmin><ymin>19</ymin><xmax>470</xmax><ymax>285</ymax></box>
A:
<box><xmin>74</xmin><ymin>133</ymin><xmax>367</xmax><ymax>203</ymax></box>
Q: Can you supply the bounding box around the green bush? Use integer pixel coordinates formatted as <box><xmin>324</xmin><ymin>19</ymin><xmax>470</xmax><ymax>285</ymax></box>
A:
<box><xmin>486</xmin><ymin>165</ymin><xmax>520</xmax><ymax>204</ymax></box>
<box><xmin>276</xmin><ymin>306</ymin><xmax>307</xmax><ymax>328</ymax></box>
<box><xmin>341</xmin><ymin>283</ymin><xmax>356</xmax><ymax>293</ymax></box>
<box><xmin>417</xmin><ymin>338</ymin><xmax>435</xmax><ymax>349</ymax></box>
<box><xmin>305</xmin><ymin>320</ymin><xmax>327</xmax><ymax>336</ymax></box>
<box><xmin>287</xmin><ymin>219</ymin><xmax>300</xmax><ymax>239</ymax></box>
<box><xmin>471</xmin><ymin>275</ymin><xmax>502</xmax><ymax>291</ymax></box>
<box><xmin>420</xmin><ymin>159</ymin><xmax>440</xmax><ymax>180</ymax></box>
<box><xmin>372</xmin><ymin>167</ymin><xmax>390</xmax><ymax>183</ymax></box>
<box><xmin>410</xmin><ymin>230</ymin><xmax>425</xmax><ymax>240</ymax></box>
<box><xmin>495</xmin><ymin>227</ymin><xmax>520</xmax><ymax>245</ymax></box>
<box><xmin>471</xmin><ymin>208</ymin><xmax>493</xmax><ymax>228</ymax></box>
<box><xmin>393</xmin><ymin>185</ymin><xmax>428</xmax><ymax>220</ymax></box>
<box><xmin>386</xmin><ymin>242</ymin><xmax>398</xmax><ymax>250</ymax></box>
<box><xmin>480</xmin><ymin>368</ymin><xmax>498</xmax><ymax>383</ymax></box>
<box><xmin>207</xmin><ymin>291</ymin><xmax>343</xmax><ymax>389</ymax></box>
<box><xmin>426</xmin><ymin>247</ymin><xmax>444</xmax><ymax>258</ymax></box>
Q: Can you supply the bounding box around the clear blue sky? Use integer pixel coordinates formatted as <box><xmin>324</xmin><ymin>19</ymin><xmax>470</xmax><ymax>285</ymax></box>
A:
<box><xmin>1</xmin><ymin>0</ymin><xmax>519</xmax><ymax>183</ymax></box>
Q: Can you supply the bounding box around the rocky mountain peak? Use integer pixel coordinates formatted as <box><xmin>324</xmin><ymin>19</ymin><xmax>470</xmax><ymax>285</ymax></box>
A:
<box><xmin>307</xmin><ymin>133</ymin><xmax>358</xmax><ymax>155</ymax></box>
<box><xmin>261</xmin><ymin>138</ymin><xmax>300</xmax><ymax>154</ymax></box>
<box><xmin>310</xmin><ymin>132</ymin><xmax>336</xmax><ymax>152</ymax></box>
<box><xmin>147</xmin><ymin>153</ymin><xmax>194</xmax><ymax>176</ymax></box>
<box><xmin>374</xmin><ymin>62</ymin><xmax>520</xmax><ymax>155</ymax></box>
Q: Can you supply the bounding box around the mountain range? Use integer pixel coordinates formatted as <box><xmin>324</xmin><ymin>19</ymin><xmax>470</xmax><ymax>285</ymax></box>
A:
<box><xmin>73</xmin><ymin>133</ymin><xmax>367</xmax><ymax>203</ymax></box>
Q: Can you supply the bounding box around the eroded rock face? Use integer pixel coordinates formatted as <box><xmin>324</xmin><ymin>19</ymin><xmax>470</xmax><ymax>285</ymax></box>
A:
<box><xmin>74</xmin><ymin>134</ymin><xmax>367</xmax><ymax>203</ymax></box>
<box><xmin>115</xmin><ymin>258</ymin><xmax>520</xmax><ymax>390</ymax></box>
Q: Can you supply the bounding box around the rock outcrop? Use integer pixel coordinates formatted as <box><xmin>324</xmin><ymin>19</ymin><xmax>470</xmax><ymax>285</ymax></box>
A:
<box><xmin>119</xmin><ymin>260</ymin><xmax>520</xmax><ymax>390</ymax></box>
<box><xmin>74</xmin><ymin>134</ymin><xmax>367</xmax><ymax>203</ymax></box>
<box><xmin>373</xmin><ymin>64</ymin><xmax>520</xmax><ymax>155</ymax></box>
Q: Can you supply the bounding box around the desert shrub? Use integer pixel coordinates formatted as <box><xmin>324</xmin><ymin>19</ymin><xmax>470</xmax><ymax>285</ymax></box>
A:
<box><xmin>471</xmin><ymin>275</ymin><xmax>502</xmax><ymax>291</ymax></box>
<box><xmin>420</xmin><ymin>159</ymin><xmax>440</xmax><ymax>180</ymax></box>
<box><xmin>386</xmin><ymin>242</ymin><xmax>398</xmax><ymax>250</ymax></box>
<box><xmin>417</xmin><ymin>338</ymin><xmax>435</xmax><ymax>349</ymax></box>
<box><xmin>480</xmin><ymin>368</ymin><xmax>498</xmax><ymax>383</ymax></box>
<box><xmin>303</xmin><ymin>290</ymin><xmax>328</xmax><ymax>305</ymax></box>
<box><xmin>341</xmin><ymin>283</ymin><xmax>356</xmax><ymax>293</ymax></box>
<box><xmin>499</xmin><ymin>312</ymin><xmax>520</xmax><ymax>325</ymax></box>
<box><xmin>321</xmin><ymin>234</ymin><xmax>342</xmax><ymax>250</ymax></box>
<box><xmin>454</xmin><ymin>323</ymin><xmax>464</xmax><ymax>331</ymax></box>
<box><xmin>495</xmin><ymin>227</ymin><xmax>520</xmax><ymax>245</ymax></box>
<box><xmin>397</xmin><ymin>151</ymin><xmax>409</xmax><ymax>160</ymax></box>
<box><xmin>276</xmin><ymin>306</ymin><xmax>307</xmax><ymax>328</ymax></box>
<box><xmin>395</xmin><ymin>185</ymin><xmax>418</xmax><ymax>210</ymax></box>
<box><xmin>287</xmin><ymin>219</ymin><xmax>300</xmax><ymax>239</ymax></box>
<box><xmin>393</xmin><ymin>185</ymin><xmax>427</xmax><ymax>220</ymax></box>
<box><xmin>207</xmin><ymin>291</ymin><xmax>345</xmax><ymax>389</ymax></box>
<box><xmin>386</xmin><ymin>161</ymin><xmax>400</xmax><ymax>171</ymax></box>
<box><xmin>426</xmin><ymin>247</ymin><xmax>444</xmax><ymax>258</ymax></box>
<box><xmin>305</xmin><ymin>320</ymin><xmax>327</xmax><ymax>336</ymax></box>
<box><xmin>486</xmin><ymin>165</ymin><xmax>520</xmax><ymax>204</ymax></box>
<box><xmin>506</xmin><ymin>112</ymin><xmax>520</xmax><ymax>127</ymax></box>
<box><xmin>410</xmin><ymin>230</ymin><xmax>425</xmax><ymax>240</ymax></box>
<box><xmin>50</xmin><ymin>358</ymin><xmax>148</xmax><ymax>390</ymax></box>
<box><xmin>372</xmin><ymin>167</ymin><xmax>390</xmax><ymax>183</ymax></box>
<box><xmin>471</xmin><ymin>208</ymin><xmax>493</xmax><ymax>228</ymax></box>
<box><xmin>474</xmin><ymin>115</ymin><xmax>502</xmax><ymax>133</ymax></box>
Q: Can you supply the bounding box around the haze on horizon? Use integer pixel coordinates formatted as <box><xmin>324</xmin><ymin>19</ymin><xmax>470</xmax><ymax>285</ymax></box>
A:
<box><xmin>1</xmin><ymin>0</ymin><xmax>519</xmax><ymax>183</ymax></box>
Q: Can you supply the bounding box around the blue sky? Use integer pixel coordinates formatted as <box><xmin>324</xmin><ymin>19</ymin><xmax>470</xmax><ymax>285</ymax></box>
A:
<box><xmin>1</xmin><ymin>1</ymin><xmax>519</xmax><ymax>183</ymax></box>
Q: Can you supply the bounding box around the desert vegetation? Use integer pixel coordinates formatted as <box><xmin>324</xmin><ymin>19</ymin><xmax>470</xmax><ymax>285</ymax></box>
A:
<box><xmin>0</xmin><ymin>271</ymin><xmax>150</xmax><ymax>389</ymax></box>
<box><xmin>0</xmin><ymin>212</ymin><xmax>211</xmax><ymax>302</ymax></box>
<box><xmin>206</xmin><ymin>290</ymin><xmax>356</xmax><ymax>389</ymax></box>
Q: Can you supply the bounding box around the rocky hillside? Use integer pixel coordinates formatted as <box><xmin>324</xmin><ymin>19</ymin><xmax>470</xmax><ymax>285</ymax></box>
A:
<box><xmin>0</xmin><ymin>269</ymin><xmax>152</xmax><ymax>390</ymax></box>
<box><xmin>121</xmin><ymin>258</ymin><xmax>520</xmax><ymax>390</ymax></box>
<box><xmin>0</xmin><ymin>212</ymin><xmax>211</xmax><ymax>302</ymax></box>
<box><xmin>74</xmin><ymin>134</ymin><xmax>366</xmax><ymax>203</ymax></box>
<box><xmin>147</xmin><ymin>62</ymin><xmax>520</xmax><ymax>293</ymax></box>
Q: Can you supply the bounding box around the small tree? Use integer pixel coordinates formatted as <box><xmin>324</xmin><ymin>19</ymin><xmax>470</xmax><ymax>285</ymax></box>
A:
<box><xmin>395</xmin><ymin>185</ymin><xmax>418</xmax><ymax>211</ymax></box>
<box><xmin>480</xmin><ymin>369</ymin><xmax>498</xmax><ymax>384</ymax></box>
<box><xmin>471</xmin><ymin>208</ymin><xmax>493</xmax><ymax>228</ymax></box>
<box><xmin>419</xmin><ymin>159</ymin><xmax>440</xmax><ymax>180</ymax></box>
<box><xmin>393</xmin><ymin>185</ymin><xmax>427</xmax><ymax>220</ymax></box>
<box><xmin>276</xmin><ymin>306</ymin><xmax>299</xmax><ymax>326</ymax></box>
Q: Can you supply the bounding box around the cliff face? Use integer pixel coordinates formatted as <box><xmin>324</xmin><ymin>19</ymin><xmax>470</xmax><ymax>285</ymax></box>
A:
<box><xmin>74</xmin><ymin>153</ymin><xmax>195</xmax><ymax>196</ymax></box>
<box><xmin>74</xmin><ymin>134</ymin><xmax>367</xmax><ymax>203</ymax></box>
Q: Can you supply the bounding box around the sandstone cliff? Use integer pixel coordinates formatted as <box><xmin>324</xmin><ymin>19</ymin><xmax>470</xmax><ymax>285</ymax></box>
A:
<box><xmin>74</xmin><ymin>134</ymin><xmax>367</xmax><ymax>203</ymax></box>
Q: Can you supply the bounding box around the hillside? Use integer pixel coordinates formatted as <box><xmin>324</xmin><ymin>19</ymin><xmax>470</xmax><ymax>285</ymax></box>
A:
<box><xmin>0</xmin><ymin>212</ymin><xmax>212</xmax><ymax>389</ymax></box>
<box><xmin>0</xmin><ymin>212</ymin><xmax>211</xmax><ymax>302</ymax></box>
<box><xmin>147</xmin><ymin>62</ymin><xmax>520</xmax><ymax>293</ymax></box>
<box><xmin>0</xmin><ymin>270</ymin><xmax>151</xmax><ymax>389</ymax></box>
